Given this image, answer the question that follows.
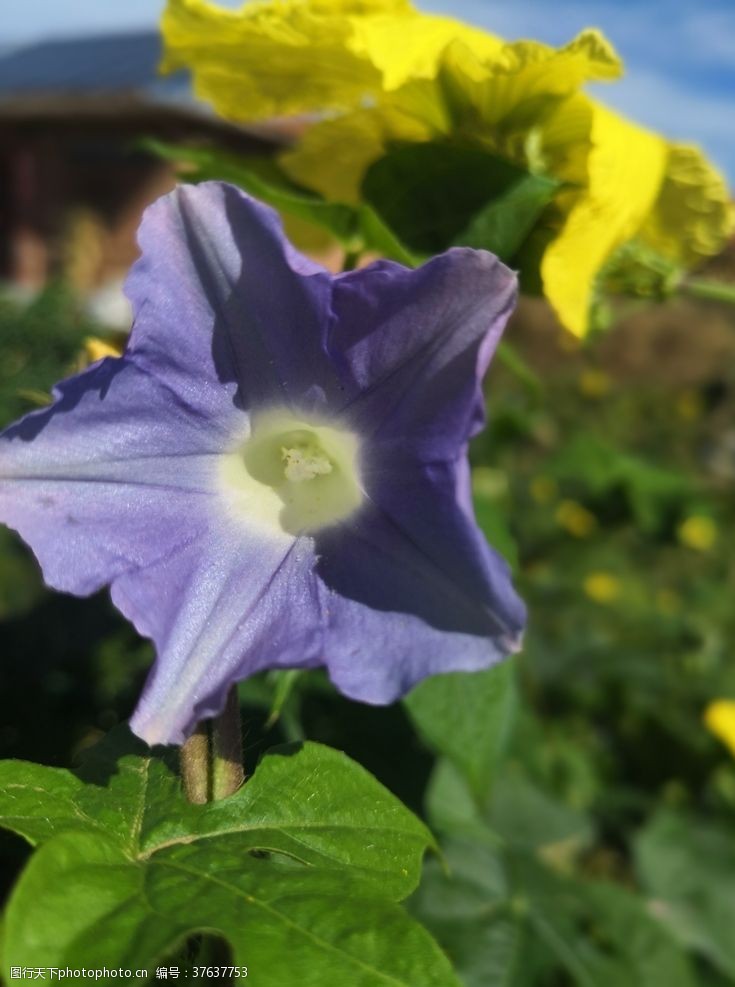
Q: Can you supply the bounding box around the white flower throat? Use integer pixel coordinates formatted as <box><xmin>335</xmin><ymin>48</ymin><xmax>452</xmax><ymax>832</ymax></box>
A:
<box><xmin>219</xmin><ymin>410</ymin><xmax>362</xmax><ymax>536</ymax></box>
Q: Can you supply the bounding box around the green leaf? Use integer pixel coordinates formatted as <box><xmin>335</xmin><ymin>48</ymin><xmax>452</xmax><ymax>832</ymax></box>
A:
<box><xmin>410</xmin><ymin>838</ymin><xmax>522</xmax><ymax>987</ymax></box>
<box><xmin>362</xmin><ymin>141</ymin><xmax>555</xmax><ymax>259</ymax></box>
<box><xmin>1</xmin><ymin>730</ymin><xmax>460</xmax><ymax>986</ymax></box>
<box><xmin>404</xmin><ymin>662</ymin><xmax>517</xmax><ymax>804</ymax></box>
<box><xmin>487</xmin><ymin>770</ymin><xmax>594</xmax><ymax>854</ymax></box>
<box><xmin>424</xmin><ymin>760</ymin><xmax>498</xmax><ymax>844</ymax></box>
<box><xmin>518</xmin><ymin>860</ymin><xmax>699</xmax><ymax>987</ymax></box>
<box><xmin>412</xmin><ymin>835</ymin><xmax>698</xmax><ymax>987</ymax></box>
<box><xmin>493</xmin><ymin>342</ymin><xmax>542</xmax><ymax>397</ymax></box>
<box><xmin>454</xmin><ymin>173</ymin><xmax>559</xmax><ymax>260</ymax></box>
<box><xmin>549</xmin><ymin>432</ymin><xmax>692</xmax><ymax>532</ymax></box>
<box><xmin>635</xmin><ymin>809</ymin><xmax>735</xmax><ymax>978</ymax></box>
<box><xmin>143</xmin><ymin>140</ymin><xmax>418</xmax><ymax>266</ymax></box>
<box><xmin>265</xmin><ymin>668</ymin><xmax>303</xmax><ymax>728</ymax></box>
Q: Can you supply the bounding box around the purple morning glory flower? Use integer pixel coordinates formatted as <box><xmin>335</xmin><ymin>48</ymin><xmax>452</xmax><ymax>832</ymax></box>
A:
<box><xmin>0</xmin><ymin>182</ymin><xmax>525</xmax><ymax>746</ymax></box>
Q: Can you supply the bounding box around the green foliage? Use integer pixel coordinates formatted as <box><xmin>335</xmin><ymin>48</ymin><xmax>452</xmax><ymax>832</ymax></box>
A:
<box><xmin>455</xmin><ymin>172</ymin><xmax>560</xmax><ymax>261</ymax></box>
<box><xmin>635</xmin><ymin>810</ymin><xmax>735</xmax><ymax>979</ymax></box>
<box><xmin>411</xmin><ymin>763</ymin><xmax>697</xmax><ymax>987</ymax></box>
<box><xmin>1</xmin><ymin>166</ymin><xmax>734</xmax><ymax>985</ymax></box>
<box><xmin>362</xmin><ymin>141</ymin><xmax>558</xmax><ymax>259</ymax></box>
<box><xmin>404</xmin><ymin>663</ymin><xmax>517</xmax><ymax>804</ymax></box>
<box><xmin>0</xmin><ymin>283</ymin><xmax>92</xmax><ymax>424</ymax></box>
<box><xmin>0</xmin><ymin>729</ymin><xmax>458</xmax><ymax>986</ymax></box>
<box><xmin>547</xmin><ymin>431</ymin><xmax>692</xmax><ymax>533</ymax></box>
<box><xmin>143</xmin><ymin>140</ymin><xmax>418</xmax><ymax>265</ymax></box>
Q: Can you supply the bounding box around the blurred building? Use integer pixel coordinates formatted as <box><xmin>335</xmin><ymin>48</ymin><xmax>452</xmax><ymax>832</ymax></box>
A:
<box><xmin>0</xmin><ymin>31</ymin><xmax>289</xmax><ymax>319</ymax></box>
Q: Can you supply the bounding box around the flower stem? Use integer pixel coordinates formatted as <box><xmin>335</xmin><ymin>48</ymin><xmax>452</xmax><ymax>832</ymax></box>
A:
<box><xmin>211</xmin><ymin>686</ymin><xmax>245</xmax><ymax>800</ymax></box>
<box><xmin>179</xmin><ymin>723</ymin><xmax>210</xmax><ymax>804</ymax></box>
<box><xmin>179</xmin><ymin>686</ymin><xmax>244</xmax><ymax>803</ymax></box>
<box><xmin>342</xmin><ymin>249</ymin><xmax>361</xmax><ymax>272</ymax></box>
<box><xmin>679</xmin><ymin>276</ymin><xmax>735</xmax><ymax>305</ymax></box>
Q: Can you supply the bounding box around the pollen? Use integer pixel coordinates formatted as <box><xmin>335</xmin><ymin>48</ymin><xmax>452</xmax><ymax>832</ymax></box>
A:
<box><xmin>281</xmin><ymin>444</ymin><xmax>333</xmax><ymax>483</ymax></box>
<box><xmin>219</xmin><ymin>408</ymin><xmax>363</xmax><ymax>536</ymax></box>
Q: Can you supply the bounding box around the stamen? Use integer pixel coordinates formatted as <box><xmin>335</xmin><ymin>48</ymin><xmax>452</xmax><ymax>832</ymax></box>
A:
<box><xmin>281</xmin><ymin>445</ymin><xmax>333</xmax><ymax>483</ymax></box>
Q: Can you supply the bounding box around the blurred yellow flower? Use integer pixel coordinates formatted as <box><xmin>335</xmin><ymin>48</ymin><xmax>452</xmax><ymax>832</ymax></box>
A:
<box><xmin>161</xmin><ymin>0</ymin><xmax>734</xmax><ymax>337</ymax></box>
<box><xmin>555</xmin><ymin>500</ymin><xmax>597</xmax><ymax>537</ymax></box>
<box><xmin>704</xmin><ymin>700</ymin><xmax>735</xmax><ymax>759</ymax></box>
<box><xmin>578</xmin><ymin>369</ymin><xmax>611</xmax><ymax>398</ymax></box>
<box><xmin>84</xmin><ymin>337</ymin><xmax>124</xmax><ymax>363</ymax></box>
<box><xmin>583</xmin><ymin>572</ymin><xmax>620</xmax><ymax>603</ymax></box>
<box><xmin>675</xmin><ymin>389</ymin><xmax>704</xmax><ymax>422</ymax></box>
<box><xmin>472</xmin><ymin>466</ymin><xmax>508</xmax><ymax>499</ymax></box>
<box><xmin>530</xmin><ymin>475</ymin><xmax>557</xmax><ymax>505</ymax></box>
<box><xmin>655</xmin><ymin>588</ymin><xmax>681</xmax><ymax>616</ymax></box>
<box><xmin>677</xmin><ymin>515</ymin><xmax>717</xmax><ymax>552</ymax></box>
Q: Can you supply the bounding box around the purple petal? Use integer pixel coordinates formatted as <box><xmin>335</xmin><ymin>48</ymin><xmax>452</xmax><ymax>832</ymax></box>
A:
<box><xmin>124</xmin><ymin>530</ymin><xmax>321</xmax><ymax>745</ymax></box>
<box><xmin>0</xmin><ymin>181</ymin><xmax>526</xmax><ymax>746</ymax></box>
<box><xmin>330</xmin><ymin>250</ymin><xmax>517</xmax><ymax>460</ymax></box>
<box><xmin>314</xmin><ymin>458</ymin><xmax>525</xmax><ymax>703</ymax></box>
<box><xmin>125</xmin><ymin>182</ymin><xmax>341</xmax><ymax>416</ymax></box>
<box><xmin>0</xmin><ymin>357</ymin><xmax>238</xmax><ymax>596</ymax></box>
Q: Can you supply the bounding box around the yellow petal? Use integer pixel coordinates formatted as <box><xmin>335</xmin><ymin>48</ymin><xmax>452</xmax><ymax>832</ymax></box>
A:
<box><xmin>84</xmin><ymin>336</ymin><xmax>124</xmax><ymax>363</ymax></box>
<box><xmin>704</xmin><ymin>700</ymin><xmax>735</xmax><ymax>758</ymax></box>
<box><xmin>555</xmin><ymin>499</ymin><xmax>597</xmax><ymax>537</ymax></box>
<box><xmin>583</xmin><ymin>572</ymin><xmax>621</xmax><ymax>603</ymax></box>
<box><xmin>440</xmin><ymin>28</ymin><xmax>621</xmax><ymax>137</ymax></box>
<box><xmin>283</xmin><ymin>27</ymin><xmax>622</xmax><ymax>201</ymax></box>
<box><xmin>161</xmin><ymin>0</ymin><xmax>500</xmax><ymax>120</ymax></box>
<box><xmin>640</xmin><ymin>144</ymin><xmax>735</xmax><ymax>266</ymax></box>
<box><xmin>540</xmin><ymin>101</ymin><xmax>668</xmax><ymax>337</ymax></box>
<box><xmin>677</xmin><ymin>515</ymin><xmax>717</xmax><ymax>551</ymax></box>
<box><xmin>281</xmin><ymin>81</ymin><xmax>449</xmax><ymax>201</ymax></box>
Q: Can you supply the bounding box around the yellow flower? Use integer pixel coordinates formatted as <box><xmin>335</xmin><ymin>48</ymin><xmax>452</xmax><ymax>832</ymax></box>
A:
<box><xmin>161</xmin><ymin>0</ymin><xmax>501</xmax><ymax>119</ymax></box>
<box><xmin>675</xmin><ymin>389</ymin><xmax>704</xmax><ymax>421</ymax></box>
<box><xmin>704</xmin><ymin>700</ymin><xmax>735</xmax><ymax>759</ymax></box>
<box><xmin>578</xmin><ymin>369</ymin><xmax>611</xmax><ymax>398</ymax></box>
<box><xmin>640</xmin><ymin>145</ymin><xmax>735</xmax><ymax>267</ymax></box>
<box><xmin>472</xmin><ymin>466</ymin><xmax>508</xmax><ymax>499</ymax></box>
<box><xmin>677</xmin><ymin>515</ymin><xmax>717</xmax><ymax>551</ymax></box>
<box><xmin>280</xmin><ymin>28</ymin><xmax>621</xmax><ymax>202</ymax></box>
<box><xmin>555</xmin><ymin>500</ymin><xmax>597</xmax><ymax>537</ymax></box>
<box><xmin>530</xmin><ymin>475</ymin><xmax>557</xmax><ymax>505</ymax></box>
<box><xmin>162</xmin><ymin>0</ymin><xmax>734</xmax><ymax>337</ymax></box>
<box><xmin>655</xmin><ymin>589</ymin><xmax>681</xmax><ymax>615</ymax></box>
<box><xmin>279</xmin><ymin>31</ymin><xmax>730</xmax><ymax>336</ymax></box>
<box><xmin>83</xmin><ymin>336</ymin><xmax>125</xmax><ymax>364</ymax></box>
<box><xmin>537</xmin><ymin>101</ymin><xmax>668</xmax><ymax>336</ymax></box>
<box><xmin>583</xmin><ymin>572</ymin><xmax>620</xmax><ymax>603</ymax></box>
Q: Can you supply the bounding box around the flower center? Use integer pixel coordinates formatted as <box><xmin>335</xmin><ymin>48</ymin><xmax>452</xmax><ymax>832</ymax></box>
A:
<box><xmin>218</xmin><ymin>410</ymin><xmax>363</xmax><ymax>536</ymax></box>
<box><xmin>281</xmin><ymin>441</ymin><xmax>333</xmax><ymax>483</ymax></box>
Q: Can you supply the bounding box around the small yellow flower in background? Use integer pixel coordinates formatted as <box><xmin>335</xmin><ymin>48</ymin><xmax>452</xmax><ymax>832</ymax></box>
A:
<box><xmin>704</xmin><ymin>701</ymin><xmax>735</xmax><ymax>759</ymax></box>
<box><xmin>677</xmin><ymin>515</ymin><xmax>717</xmax><ymax>551</ymax></box>
<box><xmin>555</xmin><ymin>500</ymin><xmax>597</xmax><ymax>537</ymax></box>
<box><xmin>578</xmin><ymin>369</ymin><xmax>611</xmax><ymax>399</ymax></box>
<box><xmin>675</xmin><ymin>389</ymin><xmax>704</xmax><ymax>422</ymax></box>
<box><xmin>530</xmin><ymin>476</ymin><xmax>557</xmax><ymax>505</ymax></box>
<box><xmin>472</xmin><ymin>466</ymin><xmax>508</xmax><ymax>499</ymax></box>
<box><xmin>655</xmin><ymin>589</ymin><xmax>681</xmax><ymax>616</ymax></box>
<box><xmin>583</xmin><ymin>572</ymin><xmax>621</xmax><ymax>603</ymax></box>
<box><xmin>84</xmin><ymin>337</ymin><xmax>124</xmax><ymax>364</ymax></box>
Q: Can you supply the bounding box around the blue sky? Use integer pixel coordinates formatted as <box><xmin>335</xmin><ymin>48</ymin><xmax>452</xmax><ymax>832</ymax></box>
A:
<box><xmin>3</xmin><ymin>0</ymin><xmax>734</xmax><ymax>185</ymax></box>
